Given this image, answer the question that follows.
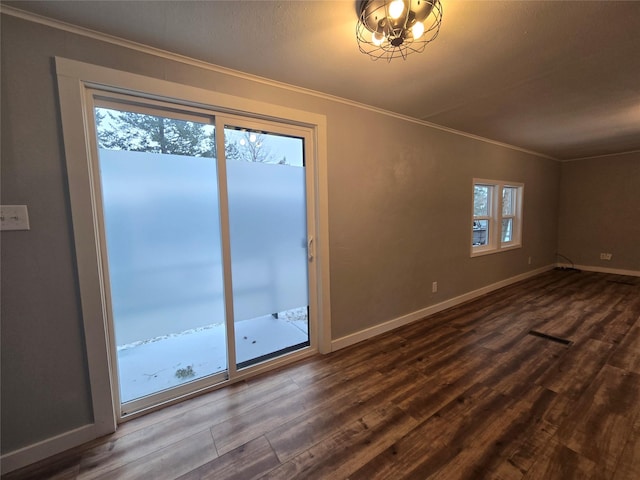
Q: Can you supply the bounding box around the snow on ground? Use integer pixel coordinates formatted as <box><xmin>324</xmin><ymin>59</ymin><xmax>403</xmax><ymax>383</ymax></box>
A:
<box><xmin>117</xmin><ymin>311</ymin><xmax>308</xmax><ymax>403</ymax></box>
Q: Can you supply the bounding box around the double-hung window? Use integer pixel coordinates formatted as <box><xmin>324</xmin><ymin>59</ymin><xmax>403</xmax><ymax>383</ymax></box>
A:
<box><xmin>472</xmin><ymin>179</ymin><xmax>523</xmax><ymax>256</ymax></box>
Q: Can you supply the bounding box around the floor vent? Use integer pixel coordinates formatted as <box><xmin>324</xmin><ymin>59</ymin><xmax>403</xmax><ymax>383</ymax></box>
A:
<box><xmin>527</xmin><ymin>330</ymin><xmax>572</xmax><ymax>346</ymax></box>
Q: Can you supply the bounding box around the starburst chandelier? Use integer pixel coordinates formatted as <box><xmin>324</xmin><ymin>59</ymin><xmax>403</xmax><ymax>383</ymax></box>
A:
<box><xmin>356</xmin><ymin>0</ymin><xmax>443</xmax><ymax>62</ymax></box>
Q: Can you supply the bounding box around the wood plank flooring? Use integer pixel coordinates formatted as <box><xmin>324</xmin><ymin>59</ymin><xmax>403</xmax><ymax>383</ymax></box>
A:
<box><xmin>4</xmin><ymin>269</ymin><xmax>640</xmax><ymax>480</ymax></box>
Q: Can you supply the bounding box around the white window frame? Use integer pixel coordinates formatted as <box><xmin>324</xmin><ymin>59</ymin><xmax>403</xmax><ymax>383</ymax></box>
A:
<box><xmin>471</xmin><ymin>178</ymin><xmax>524</xmax><ymax>257</ymax></box>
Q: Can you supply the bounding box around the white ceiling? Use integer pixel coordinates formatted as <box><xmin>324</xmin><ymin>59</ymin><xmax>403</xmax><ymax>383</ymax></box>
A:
<box><xmin>4</xmin><ymin>0</ymin><xmax>640</xmax><ymax>160</ymax></box>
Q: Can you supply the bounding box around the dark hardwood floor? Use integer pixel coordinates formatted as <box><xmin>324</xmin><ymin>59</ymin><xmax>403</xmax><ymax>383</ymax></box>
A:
<box><xmin>4</xmin><ymin>269</ymin><xmax>640</xmax><ymax>479</ymax></box>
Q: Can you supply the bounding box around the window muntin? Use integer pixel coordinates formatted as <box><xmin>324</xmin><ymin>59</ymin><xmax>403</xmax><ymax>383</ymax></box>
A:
<box><xmin>472</xmin><ymin>180</ymin><xmax>523</xmax><ymax>256</ymax></box>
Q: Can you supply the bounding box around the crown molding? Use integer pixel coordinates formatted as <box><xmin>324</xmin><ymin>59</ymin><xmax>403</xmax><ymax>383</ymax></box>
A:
<box><xmin>561</xmin><ymin>149</ymin><xmax>640</xmax><ymax>163</ymax></box>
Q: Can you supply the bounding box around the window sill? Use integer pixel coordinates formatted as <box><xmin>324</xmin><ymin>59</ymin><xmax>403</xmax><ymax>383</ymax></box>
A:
<box><xmin>471</xmin><ymin>243</ymin><xmax>522</xmax><ymax>258</ymax></box>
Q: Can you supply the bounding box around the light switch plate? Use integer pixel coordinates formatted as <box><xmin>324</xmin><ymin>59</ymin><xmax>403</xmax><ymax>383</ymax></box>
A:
<box><xmin>0</xmin><ymin>205</ymin><xmax>30</xmax><ymax>231</ymax></box>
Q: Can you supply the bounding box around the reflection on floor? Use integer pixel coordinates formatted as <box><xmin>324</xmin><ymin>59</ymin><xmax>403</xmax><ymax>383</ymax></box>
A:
<box><xmin>117</xmin><ymin>311</ymin><xmax>308</xmax><ymax>403</ymax></box>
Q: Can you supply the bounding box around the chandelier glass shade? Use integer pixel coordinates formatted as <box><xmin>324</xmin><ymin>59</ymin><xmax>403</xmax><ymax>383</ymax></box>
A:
<box><xmin>356</xmin><ymin>0</ymin><xmax>443</xmax><ymax>62</ymax></box>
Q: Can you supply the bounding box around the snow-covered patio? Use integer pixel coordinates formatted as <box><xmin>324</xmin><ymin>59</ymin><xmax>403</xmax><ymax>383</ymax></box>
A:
<box><xmin>117</xmin><ymin>311</ymin><xmax>308</xmax><ymax>403</ymax></box>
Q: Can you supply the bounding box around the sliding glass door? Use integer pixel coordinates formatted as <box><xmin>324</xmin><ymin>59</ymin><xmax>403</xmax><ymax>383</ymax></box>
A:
<box><xmin>223</xmin><ymin>125</ymin><xmax>310</xmax><ymax>369</ymax></box>
<box><xmin>92</xmin><ymin>98</ymin><xmax>313</xmax><ymax>416</ymax></box>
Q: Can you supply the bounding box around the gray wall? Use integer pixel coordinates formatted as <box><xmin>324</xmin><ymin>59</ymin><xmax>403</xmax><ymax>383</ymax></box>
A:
<box><xmin>558</xmin><ymin>152</ymin><xmax>640</xmax><ymax>271</ymax></box>
<box><xmin>1</xmin><ymin>14</ymin><xmax>560</xmax><ymax>455</ymax></box>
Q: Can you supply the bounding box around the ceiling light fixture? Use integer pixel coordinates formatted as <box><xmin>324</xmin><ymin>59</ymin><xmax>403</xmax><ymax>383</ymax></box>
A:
<box><xmin>356</xmin><ymin>0</ymin><xmax>443</xmax><ymax>62</ymax></box>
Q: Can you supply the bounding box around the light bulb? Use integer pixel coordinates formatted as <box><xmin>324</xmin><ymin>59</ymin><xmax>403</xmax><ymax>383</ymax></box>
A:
<box><xmin>412</xmin><ymin>21</ymin><xmax>424</xmax><ymax>39</ymax></box>
<box><xmin>239</xmin><ymin>138</ymin><xmax>246</xmax><ymax>146</ymax></box>
<box><xmin>388</xmin><ymin>0</ymin><xmax>404</xmax><ymax>20</ymax></box>
<box><xmin>372</xmin><ymin>31</ymin><xmax>385</xmax><ymax>46</ymax></box>
<box><xmin>249</xmin><ymin>133</ymin><xmax>257</xmax><ymax>143</ymax></box>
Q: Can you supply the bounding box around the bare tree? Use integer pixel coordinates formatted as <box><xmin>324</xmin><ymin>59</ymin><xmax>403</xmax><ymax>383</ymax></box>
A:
<box><xmin>236</xmin><ymin>132</ymin><xmax>274</xmax><ymax>163</ymax></box>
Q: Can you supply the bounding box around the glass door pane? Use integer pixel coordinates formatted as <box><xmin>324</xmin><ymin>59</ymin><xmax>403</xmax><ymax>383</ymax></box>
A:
<box><xmin>95</xmin><ymin>104</ymin><xmax>227</xmax><ymax>407</ymax></box>
<box><xmin>224</xmin><ymin>126</ymin><xmax>310</xmax><ymax>368</ymax></box>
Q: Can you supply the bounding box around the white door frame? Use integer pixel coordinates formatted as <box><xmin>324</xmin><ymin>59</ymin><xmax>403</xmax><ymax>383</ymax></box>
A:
<box><xmin>56</xmin><ymin>57</ymin><xmax>331</xmax><ymax>429</ymax></box>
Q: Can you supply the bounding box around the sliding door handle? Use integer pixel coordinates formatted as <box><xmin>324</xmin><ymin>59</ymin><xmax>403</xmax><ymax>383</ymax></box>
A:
<box><xmin>307</xmin><ymin>236</ymin><xmax>314</xmax><ymax>261</ymax></box>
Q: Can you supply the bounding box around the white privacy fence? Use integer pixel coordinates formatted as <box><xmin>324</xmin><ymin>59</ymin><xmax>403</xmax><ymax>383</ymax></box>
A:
<box><xmin>99</xmin><ymin>149</ymin><xmax>308</xmax><ymax>345</ymax></box>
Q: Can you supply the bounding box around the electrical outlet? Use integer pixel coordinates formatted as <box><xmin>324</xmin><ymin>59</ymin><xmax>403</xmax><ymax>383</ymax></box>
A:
<box><xmin>0</xmin><ymin>205</ymin><xmax>30</xmax><ymax>231</ymax></box>
<box><xmin>600</xmin><ymin>253</ymin><xmax>613</xmax><ymax>261</ymax></box>
<box><xmin>528</xmin><ymin>256</ymin><xmax>532</xmax><ymax>265</ymax></box>
<box><xmin>432</xmin><ymin>281</ymin><xmax>438</xmax><ymax>293</ymax></box>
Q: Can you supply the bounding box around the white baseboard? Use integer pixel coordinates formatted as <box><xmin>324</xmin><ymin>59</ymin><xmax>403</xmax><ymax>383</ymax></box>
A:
<box><xmin>1</xmin><ymin>423</ymin><xmax>99</xmax><ymax>475</ymax></box>
<box><xmin>331</xmin><ymin>264</ymin><xmax>555</xmax><ymax>352</ymax></box>
<box><xmin>570</xmin><ymin>264</ymin><xmax>640</xmax><ymax>277</ymax></box>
